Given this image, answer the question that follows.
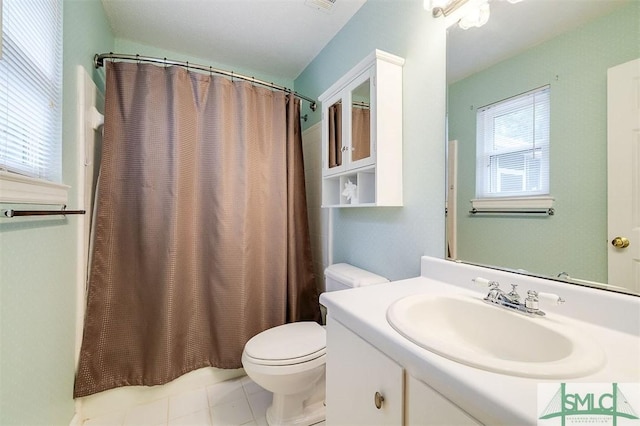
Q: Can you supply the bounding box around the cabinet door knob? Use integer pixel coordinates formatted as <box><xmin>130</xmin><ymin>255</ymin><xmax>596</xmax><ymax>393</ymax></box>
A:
<box><xmin>374</xmin><ymin>391</ymin><xmax>385</xmax><ymax>409</ymax></box>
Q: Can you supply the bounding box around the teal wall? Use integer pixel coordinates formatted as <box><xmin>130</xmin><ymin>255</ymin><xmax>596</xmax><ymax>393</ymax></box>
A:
<box><xmin>448</xmin><ymin>3</ymin><xmax>639</xmax><ymax>283</ymax></box>
<box><xmin>0</xmin><ymin>1</ymin><xmax>114</xmax><ymax>424</ymax></box>
<box><xmin>295</xmin><ymin>0</ymin><xmax>449</xmax><ymax>280</ymax></box>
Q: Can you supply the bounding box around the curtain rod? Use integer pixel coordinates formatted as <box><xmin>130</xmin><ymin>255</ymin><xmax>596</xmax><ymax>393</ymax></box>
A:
<box><xmin>469</xmin><ymin>208</ymin><xmax>555</xmax><ymax>216</ymax></box>
<box><xmin>3</xmin><ymin>206</ymin><xmax>86</xmax><ymax>218</ymax></box>
<box><xmin>94</xmin><ymin>53</ymin><xmax>317</xmax><ymax>111</ymax></box>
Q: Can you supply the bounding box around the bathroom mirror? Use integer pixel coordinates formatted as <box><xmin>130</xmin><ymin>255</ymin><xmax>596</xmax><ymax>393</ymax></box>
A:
<box><xmin>351</xmin><ymin>79</ymin><xmax>371</xmax><ymax>162</ymax></box>
<box><xmin>445</xmin><ymin>0</ymin><xmax>639</xmax><ymax>295</ymax></box>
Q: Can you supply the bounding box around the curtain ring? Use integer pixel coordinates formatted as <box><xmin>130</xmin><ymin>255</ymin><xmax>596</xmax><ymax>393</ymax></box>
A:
<box><xmin>230</xmin><ymin>71</ymin><xmax>234</xmax><ymax>82</ymax></box>
<box><xmin>186</xmin><ymin>61</ymin><xmax>189</xmax><ymax>71</ymax></box>
<box><xmin>164</xmin><ymin>57</ymin><xmax>167</xmax><ymax>68</ymax></box>
<box><xmin>209</xmin><ymin>66</ymin><xmax>213</xmax><ymax>77</ymax></box>
<box><xmin>136</xmin><ymin>54</ymin><xmax>140</xmax><ymax>64</ymax></box>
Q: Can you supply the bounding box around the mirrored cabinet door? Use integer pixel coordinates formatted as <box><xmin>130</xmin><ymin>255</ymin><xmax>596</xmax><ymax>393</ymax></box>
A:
<box><xmin>348</xmin><ymin>72</ymin><xmax>374</xmax><ymax>168</ymax></box>
<box><xmin>323</xmin><ymin>91</ymin><xmax>346</xmax><ymax>175</ymax></box>
<box><xmin>327</xmin><ymin>99</ymin><xmax>343</xmax><ymax>170</ymax></box>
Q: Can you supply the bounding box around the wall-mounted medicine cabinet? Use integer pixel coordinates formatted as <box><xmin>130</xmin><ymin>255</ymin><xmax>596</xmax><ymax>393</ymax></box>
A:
<box><xmin>319</xmin><ymin>49</ymin><xmax>404</xmax><ymax>208</ymax></box>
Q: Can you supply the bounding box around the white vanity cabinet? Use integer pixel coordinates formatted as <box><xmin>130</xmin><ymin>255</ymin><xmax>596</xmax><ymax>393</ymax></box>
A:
<box><xmin>326</xmin><ymin>316</ymin><xmax>482</xmax><ymax>425</ymax></box>
<box><xmin>319</xmin><ymin>49</ymin><xmax>404</xmax><ymax>207</ymax></box>
<box><xmin>326</xmin><ymin>316</ymin><xmax>404</xmax><ymax>425</ymax></box>
<box><xmin>406</xmin><ymin>376</ymin><xmax>482</xmax><ymax>425</ymax></box>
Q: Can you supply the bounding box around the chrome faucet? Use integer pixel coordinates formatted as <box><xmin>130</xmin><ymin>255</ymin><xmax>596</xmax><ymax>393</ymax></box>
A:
<box><xmin>473</xmin><ymin>278</ymin><xmax>565</xmax><ymax>317</ymax></box>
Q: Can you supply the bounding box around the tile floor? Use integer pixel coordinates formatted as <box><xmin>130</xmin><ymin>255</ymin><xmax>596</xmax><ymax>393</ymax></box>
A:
<box><xmin>81</xmin><ymin>376</ymin><xmax>288</xmax><ymax>426</ymax></box>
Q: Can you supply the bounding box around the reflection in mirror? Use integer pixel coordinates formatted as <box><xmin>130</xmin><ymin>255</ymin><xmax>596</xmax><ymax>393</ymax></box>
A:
<box><xmin>351</xmin><ymin>79</ymin><xmax>371</xmax><ymax>162</ymax></box>
<box><xmin>446</xmin><ymin>0</ymin><xmax>639</xmax><ymax>295</ymax></box>
<box><xmin>328</xmin><ymin>100</ymin><xmax>342</xmax><ymax>168</ymax></box>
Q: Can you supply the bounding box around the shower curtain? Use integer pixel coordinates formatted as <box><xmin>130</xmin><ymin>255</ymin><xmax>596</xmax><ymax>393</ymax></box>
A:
<box><xmin>74</xmin><ymin>62</ymin><xmax>320</xmax><ymax>398</ymax></box>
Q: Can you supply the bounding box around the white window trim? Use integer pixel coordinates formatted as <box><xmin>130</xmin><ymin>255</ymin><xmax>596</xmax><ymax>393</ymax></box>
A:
<box><xmin>475</xmin><ymin>86</ymin><xmax>550</xmax><ymax>199</ymax></box>
<box><xmin>0</xmin><ymin>0</ymin><xmax>64</xmax><ymax>205</ymax></box>
<box><xmin>0</xmin><ymin>170</ymin><xmax>69</xmax><ymax>205</ymax></box>
<box><xmin>471</xmin><ymin>195</ymin><xmax>554</xmax><ymax>210</ymax></box>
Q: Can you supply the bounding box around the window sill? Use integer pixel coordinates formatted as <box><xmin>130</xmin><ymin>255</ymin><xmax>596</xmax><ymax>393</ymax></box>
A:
<box><xmin>471</xmin><ymin>196</ymin><xmax>555</xmax><ymax>210</ymax></box>
<box><xmin>0</xmin><ymin>170</ymin><xmax>69</xmax><ymax>205</ymax></box>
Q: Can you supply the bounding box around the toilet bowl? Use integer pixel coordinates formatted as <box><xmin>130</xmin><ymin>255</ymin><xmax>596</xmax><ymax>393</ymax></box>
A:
<box><xmin>242</xmin><ymin>322</ymin><xmax>326</xmax><ymax>426</ymax></box>
<box><xmin>241</xmin><ymin>263</ymin><xmax>388</xmax><ymax>426</ymax></box>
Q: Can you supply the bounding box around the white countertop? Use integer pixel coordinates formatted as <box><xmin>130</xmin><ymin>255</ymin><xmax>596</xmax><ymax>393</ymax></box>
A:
<box><xmin>319</xmin><ymin>257</ymin><xmax>640</xmax><ymax>425</ymax></box>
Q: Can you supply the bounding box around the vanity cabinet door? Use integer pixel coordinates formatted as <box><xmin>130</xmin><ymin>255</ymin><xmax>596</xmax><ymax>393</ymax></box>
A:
<box><xmin>406</xmin><ymin>375</ymin><xmax>482</xmax><ymax>426</ymax></box>
<box><xmin>326</xmin><ymin>316</ymin><xmax>404</xmax><ymax>425</ymax></box>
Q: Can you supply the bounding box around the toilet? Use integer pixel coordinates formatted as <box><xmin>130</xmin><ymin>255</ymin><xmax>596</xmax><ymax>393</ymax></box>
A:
<box><xmin>241</xmin><ymin>263</ymin><xmax>389</xmax><ymax>426</ymax></box>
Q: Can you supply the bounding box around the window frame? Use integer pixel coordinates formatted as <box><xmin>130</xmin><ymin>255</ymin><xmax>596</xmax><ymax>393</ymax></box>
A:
<box><xmin>475</xmin><ymin>86</ymin><xmax>551</xmax><ymax>201</ymax></box>
<box><xmin>0</xmin><ymin>0</ymin><xmax>66</xmax><ymax>205</ymax></box>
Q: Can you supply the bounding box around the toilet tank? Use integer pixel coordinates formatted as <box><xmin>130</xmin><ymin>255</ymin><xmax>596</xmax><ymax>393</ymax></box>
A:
<box><xmin>324</xmin><ymin>263</ymin><xmax>389</xmax><ymax>292</ymax></box>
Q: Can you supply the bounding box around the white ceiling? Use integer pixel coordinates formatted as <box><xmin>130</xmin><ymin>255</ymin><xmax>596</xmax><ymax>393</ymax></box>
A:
<box><xmin>101</xmin><ymin>0</ymin><xmax>628</xmax><ymax>83</ymax></box>
<box><xmin>101</xmin><ymin>0</ymin><xmax>367</xmax><ymax>80</ymax></box>
<box><xmin>447</xmin><ymin>0</ymin><xmax>629</xmax><ymax>83</ymax></box>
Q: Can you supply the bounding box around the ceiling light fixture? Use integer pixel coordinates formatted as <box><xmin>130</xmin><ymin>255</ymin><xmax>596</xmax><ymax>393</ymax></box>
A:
<box><xmin>425</xmin><ymin>0</ymin><xmax>470</xmax><ymax>17</ymax></box>
<box><xmin>426</xmin><ymin>0</ymin><xmax>523</xmax><ymax>30</ymax></box>
<box><xmin>458</xmin><ymin>0</ymin><xmax>490</xmax><ymax>29</ymax></box>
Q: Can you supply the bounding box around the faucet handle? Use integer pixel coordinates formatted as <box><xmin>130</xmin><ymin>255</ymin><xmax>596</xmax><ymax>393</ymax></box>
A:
<box><xmin>507</xmin><ymin>284</ymin><xmax>521</xmax><ymax>302</ymax></box>
<box><xmin>525</xmin><ymin>290</ymin><xmax>565</xmax><ymax>314</ymax></box>
<box><xmin>537</xmin><ymin>292</ymin><xmax>565</xmax><ymax>305</ymax></box>
<box><xmin>472</xmin><ymin>277</ymin><xmax>499</xmax><ymax>288</ymax></box>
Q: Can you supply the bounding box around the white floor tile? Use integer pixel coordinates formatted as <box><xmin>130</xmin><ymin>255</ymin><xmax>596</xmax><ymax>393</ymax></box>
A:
<box><xmin>207</xmin><ymin>378</ymin><xmax>246</xmax><ymax>407</ymax></box>
<box><xmin>168</xmin><ymin>409</ymin><xmax>211</xmax><ymax>426</ymax></box>
<box><xmin>246</xmin><ymin>390</ymin><xmax>272</xmax><ymax>420</ymax></box>
<box><xmin>253</xmin><ymin>417</ymin><xmax>268</xmax><ymax>426</ymax></box>
<box><xmin>123</xmin><ymin>398</ymin><xmax>169</xmax><ymax>426</ymax></box>
<box><xmin>169</xmin><ymin>387</ymin><xmax>209</xmax><ymax>420</ymax></box>
<box><xmin>210</xmin><ymin>396</ymin><xmax>253</xmax><ymax>426</ymax></box>
<box><xmin>82</xmin><ymin>410</ymin><xmax>126</xmax><ymax>426</ymax></box>
<box><xmin>240</xmin><ymin>377</ymin><xmax>266</xmax><ymax>396</ymax></box>
<box><xmin>84</xmin><ymin>375</ymin><xmax>277</xmax><ymax>426</ymax></box>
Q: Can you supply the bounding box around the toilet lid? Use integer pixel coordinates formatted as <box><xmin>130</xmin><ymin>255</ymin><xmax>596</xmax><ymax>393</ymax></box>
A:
<box><xmin>244</xmin><ymin>322</ymin><xmax>326</xmax><ymax>366</ymax></box>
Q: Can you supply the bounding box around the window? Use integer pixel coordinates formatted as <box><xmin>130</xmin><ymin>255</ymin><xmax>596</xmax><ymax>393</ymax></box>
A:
<box><xmin>0</xmin><ymin>0</ymin><xmax>65</xmax><ymax>203</ymax></box>
<box><xmin>476</xmin><ymin>86</ymin><xmax>550</xmax><ymax>199</ymax></box>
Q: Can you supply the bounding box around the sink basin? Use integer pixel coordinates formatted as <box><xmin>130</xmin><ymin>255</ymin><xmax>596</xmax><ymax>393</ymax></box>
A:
<box><xmin>387</xmin><ymin>294</ymin><xmax>605</xmax><ymax>378</ymax></box>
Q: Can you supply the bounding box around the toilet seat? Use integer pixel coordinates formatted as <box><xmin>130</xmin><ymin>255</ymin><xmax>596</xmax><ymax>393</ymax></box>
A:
<box><xmin>244</xmin><ymin>322</ymin><xmax>326</xmax><ymax>366</ymax></box>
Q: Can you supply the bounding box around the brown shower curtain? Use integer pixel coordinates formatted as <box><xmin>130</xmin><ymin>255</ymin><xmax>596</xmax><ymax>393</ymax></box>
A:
<box><xmin>74</xmin><ymin>62</ymin><xmax>319</xmax><ymax>398</ymax></box>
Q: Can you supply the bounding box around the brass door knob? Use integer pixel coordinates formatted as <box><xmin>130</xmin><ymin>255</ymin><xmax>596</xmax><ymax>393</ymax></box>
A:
<box><xmin>611</xmin><ymin>236</ymin><xmax>630</xmax><ymax>248</ymax></box>
<box><xmin>374</xmin><ymin>391</ymin><xmax>385</xmax><ymax>409</ymax></box>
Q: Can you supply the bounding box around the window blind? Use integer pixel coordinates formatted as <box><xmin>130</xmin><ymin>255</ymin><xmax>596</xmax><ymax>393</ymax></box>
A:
<box><xmin>0</xmin><ymin>0</ymin><xmax>63</xmax><ymax>182</ymax></box>
<box><xmin>476</xmin><ymin>86</ymin><xmax>550</xmax><ymax>198</ymax></box>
